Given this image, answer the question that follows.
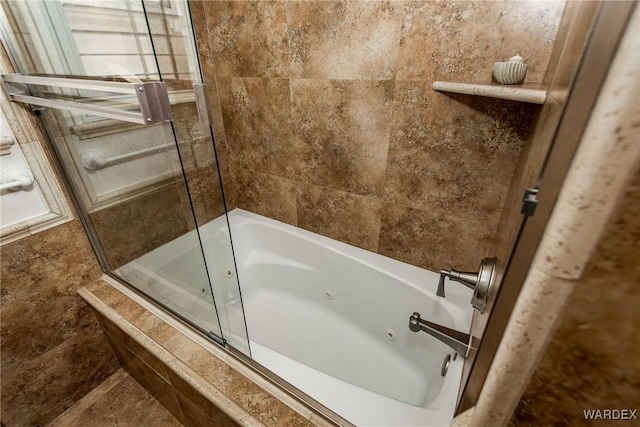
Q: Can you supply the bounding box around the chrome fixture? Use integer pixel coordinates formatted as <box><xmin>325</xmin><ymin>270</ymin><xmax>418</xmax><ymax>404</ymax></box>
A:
<box><xmin>409</xmin><ymin>312</ymin><xmax>471</xmax><ymax>358</ymax></box>
<box><xmin>440</xmin><ymin>354</ymin><xmax>452</xmax><ymax>376</ymax></box>
<box><xmin>193</xmin><ymin>83</ymin><xmax>212</xmax><ymax>129</ymax></box>
<box><xmin>437</xmin><ymin>257</ymin><xmax>497</xmax><ymax>313</ymax></box>
<box><xmin>80</xmin><ymin>144</ymin><xmax>174</xmax><ymax>171</ymax></box>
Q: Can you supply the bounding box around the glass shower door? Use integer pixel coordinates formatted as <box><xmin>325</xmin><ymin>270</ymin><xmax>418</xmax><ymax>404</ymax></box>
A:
<box><xmin>0</xmin><ymin>0</ymin><xmax>249</xmax><ymax>353</ymax></box>
<box><xmin>140</xmin><ymin>0</ymin><xmax>250</xmax><ymax>353</ymax></box>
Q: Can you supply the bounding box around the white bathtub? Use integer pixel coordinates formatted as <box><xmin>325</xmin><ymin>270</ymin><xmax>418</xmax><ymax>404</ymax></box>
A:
<box><xmin>118</xmin><ymin>209</ymin><xmax>474</xmax><ymax>426</ymax></box>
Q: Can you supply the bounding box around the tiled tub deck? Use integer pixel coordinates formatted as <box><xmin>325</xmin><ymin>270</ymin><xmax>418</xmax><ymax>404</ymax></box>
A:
<box><xmin>79</xmin><ymin>278</ymin><xmax>338</xmax><ymax>427</ymax></box>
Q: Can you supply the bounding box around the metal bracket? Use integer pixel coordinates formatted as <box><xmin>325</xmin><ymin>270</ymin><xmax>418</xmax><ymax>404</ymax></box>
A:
<box><xmin>193</xmin><ymin>83</ymin><xmax>212</xmax><ymax>130</ymax></box>
<box><xmin>521</xmin><ymin>186</ymin><xmax>539</xmax><ymax>216</ymax></box>
<box><xmin>1</xmin><ymin>78</ymin><xmax>27</xmax><ymax>99</ymax></box>
<box><xmin>206</xmin><ymin>331</ymin><xmax>227</xmax><ymax>346</ymax></box>
<box><xmin>135</xmin><ymin>82</ymin><xmax>173</xmax><ymax>124</ymax></box>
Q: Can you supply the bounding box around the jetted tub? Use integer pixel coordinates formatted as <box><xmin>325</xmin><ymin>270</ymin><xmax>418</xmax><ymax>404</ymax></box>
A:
<box><xmin>118</xmin><ymin>209</ymin><xmax>474</xmax><ymax>426</ymax></box>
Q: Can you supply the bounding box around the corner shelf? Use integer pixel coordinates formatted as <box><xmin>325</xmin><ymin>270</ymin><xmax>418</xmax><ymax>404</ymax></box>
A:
<box><xmin>432</xmin><ymin>81</ymin><xmax>547</xmax><ymax>104</ymax></box>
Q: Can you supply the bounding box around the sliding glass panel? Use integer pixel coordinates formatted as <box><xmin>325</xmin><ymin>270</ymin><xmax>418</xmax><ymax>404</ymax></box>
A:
<box><xmin>141</xmin><ymin>0</ymin><xmax>250</xmax><ymax>355</ymax></box>
<box><xmin>0</xmin><ymin>0</ymin><xmax>230</xmax><ymax>341</ymax></box>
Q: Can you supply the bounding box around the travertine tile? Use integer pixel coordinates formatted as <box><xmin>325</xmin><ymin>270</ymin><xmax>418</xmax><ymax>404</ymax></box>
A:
<box><xmin>91</xmin><ymin>282</ymin><xmax>128</xmax><ymax>308</ymax></box>
<box><xmin>184</xmin><ymin>167</ymin><xmax>227</xmax><ymax>225</ymax></box>
<box><xmin>176</xmin><ymin>390</ymin><xmax>240</xmax><ymax>427</ymax></box>
<box><xmin>188</xmin><ymin>0</ymin><xmax>565</xmax><ymax>274</ymax></box>
<box><xmin>166</xmin><ymin>365</ymin><xmax>253</xmax><ymax>425</ymax></box>
<box><xmin>84</xmin><ymin>280</ymin><xmax>327</xmax><ymax>426</ymax></box>
<box><xmin>0</xmin><ymin>220</ymin><xmax>103</xmax><ymax>368</ymax></box>
<box><xmin>112</xmin><ymin>296</ymin><xmax>149</xmax><ymax>324</ymax></box>
<box><xmin>290</xmin><ymin>79</ymin><xmax>394</xmax><ymax>197</ymax></box>
<box><xmin>0</xmin><ymin>292</ymin><xmax>104</xmax><ymax>371</ymax></box>
<box><xmin>203</xmin><ymin>0</ymin><xmax>289</xmax><ymax>78</ymax></box>
<box><xmin>161</xmin><ymin>331</ymin><xmax>204</xmax><ymax>360</ymax></box>
<box><xmin>90</xmin><ymin>184</ymin><xmax>191</xmax><ymax>268</ymax></box>
<box><xmin>512</xmin><ymin>167</ymin><xmax>640</xmax><ymax>427</ymax></box>
<box><xmin>227</xmin><ymin>379</ymin><xmax>297</xmax><ymax>426</ymax></box>
<box><xmin>474</xmin><ymin>267</ymin><xmax>576</xmax><ymax>426</ymax></box>
<box><xmin>481</xmin><ymin>11</ymin><xmax>640</xmax><ymax>424</ymax></box>
<box><xmin>190</xmin><ymin>0</ymin><xmax>237</xmax><ymax>209</ymax></box>
<box><xmin>97</xmin><ymin>312</ymin><xmax>172</xmax><ymax>382</ymax></box>
<box><xmin>0</xmin><ymin>219</ymin><xmax>117</xmax><ymax>427</ymax></box>
<box><xmin>490</xmin><ymin>96</ymin><xmax>564</xmax><ymax>267</ymax></box>
<box><xmin>114</xmin><ymin>343</ymin><xmax>185</xmax><ymax>422</ymax></box>
<box><xmin>49</xmin><ymin>370</ymin><xmax>183</xmax><ymax>427</ymax></box>
<box><xmin>288</xmin><ymin>1</ymin><xmax>402</xmax><ymax>79</ymax></box>
<box><xmin>133</xmin><ymin>311</ymin><xmax>180</xmax><ymax>347</ymax></box>
<box><xmin>378</xmin><ymin>204</ymin><xmax>493</xmax><ymax>271</ymax></box>
<box><xmin>534</xmin><ymin>30</ymin><xmax>640</xmax><ymax>280</ymax></box>
<box><xmin>172</xmin><ymin>102</ymin><xmax>228</xmax><ymax>226</ymax></box>
<box><xmin>173</xmin><ymin>103</ymin><xmax>208</xmax><ymax>148</ymax></box>
<box><xmin>164</xmin><ymin>334</ymin><xmax>257</xmax><ymax>399</ymax></box>
<box><xmin>384</xmin><ymin>81</ymin><xmax>535</xmax><ymax>228</ymax></box>
<box><xmin>218</xmin><ymin>77</ymin><xmax>298</xmax><ymax>178</ymax></box>
<box><xmin>296</xmin><ymin>184</ymin><xmax>382</xmax><ymax>252</ymax></box>
<box><xmin>274</xmin><ymin>408</ymin><xmax>317</xmax><ymax>427</ymax></box>
<box><xmin>47</xmin><ymin>370</ymin><xmax>128</xmax><ymax>427</ymax></box>
<box><xmin>0</xmin><ymin>331</ymin><xmax>118</xmax><ymax>427</ymax></box>
<box><xmin>396</xmin><ymin>0</ymin><xmax>564</xmax><ymax>82</ymax></box>
<box><xmin>234</xmin><ymin>168</ymin><xmax>298</xmax><ymax>226</ymax></box>
<box><xmin>588</xmin><ymin>174</ymin><xmax>640</xmax><ymax>274</ymax></box>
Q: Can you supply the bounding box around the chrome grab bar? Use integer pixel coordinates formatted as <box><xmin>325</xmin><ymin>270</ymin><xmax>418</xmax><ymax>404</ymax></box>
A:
<box><xmin>409</xmin><ymin>312</ymin><xmax>471</xmax><ymax>357</ymax></box>
<box><xmin>80</xmin><ymin>144</ymin><xmax>175</xmax><ymax>171</ymax></box>
<box><xmin>1</xmin><ymin>74</ymin><xmax>172</xmax><ymax>125</ymax></box>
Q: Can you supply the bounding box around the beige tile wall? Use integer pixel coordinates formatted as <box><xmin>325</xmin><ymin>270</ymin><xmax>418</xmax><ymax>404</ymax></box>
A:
<box><xmin>193</xmin><ymin>0</ymin><xmax>566</xmax><ymax>271</ymax></box>
<box><xmin>0</xmin><ymin>215</ymin><xmax>119</xmax><ymax>427</ymax></box>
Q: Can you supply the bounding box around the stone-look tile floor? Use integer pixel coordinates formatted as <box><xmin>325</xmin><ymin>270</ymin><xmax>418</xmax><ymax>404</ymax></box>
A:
<box><xmin>48</xmin><ymin>369</ymin><xmax>182</xmax><ymax>427</ymax></box>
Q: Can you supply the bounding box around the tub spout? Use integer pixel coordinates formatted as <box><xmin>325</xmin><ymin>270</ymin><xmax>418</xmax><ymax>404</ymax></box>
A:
<box><xmin>409</xmin><ymin>312</ymin><xmax>470</xmax><ymax>358</ymax></box>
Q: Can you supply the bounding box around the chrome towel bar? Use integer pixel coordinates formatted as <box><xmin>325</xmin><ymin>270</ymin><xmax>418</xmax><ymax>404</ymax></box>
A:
<box><xmin>80</xmin><ymin>144</ymin><xmax>176</xmax><ymax>171</ymax></box>
<box><xmin>1</xmin><ymin>74</ymin><xmax>172</xmax><ymax>125</ymax></box>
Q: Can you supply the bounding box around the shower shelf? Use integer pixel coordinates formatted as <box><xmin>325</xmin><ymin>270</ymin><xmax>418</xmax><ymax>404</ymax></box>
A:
<box><xmin>432</xmin><ymin>81</ymin><xmax>547</xmax><ymax>104</ymax></box>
